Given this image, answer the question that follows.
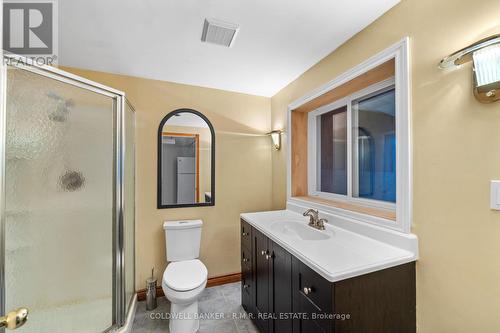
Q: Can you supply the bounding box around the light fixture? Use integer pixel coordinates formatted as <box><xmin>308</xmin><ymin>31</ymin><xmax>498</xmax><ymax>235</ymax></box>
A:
<box><xmin>268</xmin><ymin>130</ymin><xmax>282</xmax><ymax>151</ymax></box>
<box><xmin>439</xmin><ymin>34</ymin><xmax>500</xmax><ymax>103</ymax></box>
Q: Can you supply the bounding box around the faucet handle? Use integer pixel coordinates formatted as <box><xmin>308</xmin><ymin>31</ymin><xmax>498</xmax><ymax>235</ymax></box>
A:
<box><xmin>316</xmin><ymin>218</ymin><xmax>328</xmax><ymax>230</ymax></box>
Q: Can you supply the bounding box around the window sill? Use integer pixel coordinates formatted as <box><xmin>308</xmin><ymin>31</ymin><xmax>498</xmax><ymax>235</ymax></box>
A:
<box><xmin>292</xmin><ymin>195</ymin><xmax>396</xmax><ymax>221</ymax></box>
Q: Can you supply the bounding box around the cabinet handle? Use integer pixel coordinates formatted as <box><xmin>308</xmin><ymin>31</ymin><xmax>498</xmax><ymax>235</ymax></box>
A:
<box><xmin>303</xmin><ymin>287</ymin><xmax>312</xmax><ymax>295</ymax></box>
<box><xmin>265</xmin><ymin>254</ymin><xmax>271</xmax><ymax>260</ymax></box>
<box><xmin>242</xmin><ymin>232</ymin><xmax>249</xmax><ymax>236</ymax></box>
<box><xmin>243</xmin><ymin>284</ymin><xmax>250</xmax><ymax>289</ymax></box>
<box><xmin>242</xmin><ymin>258</ymin><xmax>249</xmax><ymax>262</ymax></box>
<box><xmin>261</xmin><ymin>250</ymin><xmax>268</xmax><ymax>256</ymax></box>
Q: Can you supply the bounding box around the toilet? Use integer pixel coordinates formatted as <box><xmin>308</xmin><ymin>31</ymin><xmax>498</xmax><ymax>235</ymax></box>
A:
<box><xmin>162</xmin><ymin>220</ymin><xmax>207</xmax><ymax>333</ymax></box>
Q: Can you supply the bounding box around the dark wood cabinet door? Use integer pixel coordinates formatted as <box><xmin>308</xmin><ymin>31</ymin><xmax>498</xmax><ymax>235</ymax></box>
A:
<box><xmin>253</xmin><ymin>228</ymin><xmax>270</xmax><ymax>333</ymax></box>
<box><xmin>270</xmin><ymin>241</ymin><xmax>292</xmax><ymax>333</ymax></box>
<box><xmin>241</xmin><ymin>245</ymin><xmax>254</xmax><ymax>314</ymax></box>
<box><xmin>291</xmin><ymin>257</ymin><xmax>333</xmax><ymax>333</ymax></box>
<box><xmin>297</xmin><ymin>260</ymin><xmax>332</xmax><ymax>314</ymax></box>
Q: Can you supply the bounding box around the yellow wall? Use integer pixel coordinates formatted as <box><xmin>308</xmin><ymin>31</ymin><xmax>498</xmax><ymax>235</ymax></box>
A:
<box><xmin>62</xmin><ymin>67</ymin><xmax>272</xmax><ymax>290</ymax></box>
<box><xmin>63</xmin><ymin>0</ymin><xmax>500</xmax><ymax>328</ymax></box>
<box><xmin>271</xmin><ymin>0</ymin><xmax>500</xmax><ymax>331</ymax></box>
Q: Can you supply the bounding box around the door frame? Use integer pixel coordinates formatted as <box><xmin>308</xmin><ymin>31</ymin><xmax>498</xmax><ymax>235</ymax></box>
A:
<box><xmin>0</xmin><ymin>53</ymin><xmax>131</xmax><ymax>330</ymax></box>
<box><xmin>161</xmin><ymin>132</ymin><xmax>200</xmax><ymax>203</ymax></box>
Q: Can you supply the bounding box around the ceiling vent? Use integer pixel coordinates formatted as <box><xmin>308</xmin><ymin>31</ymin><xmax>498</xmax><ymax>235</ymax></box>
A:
<box><xmin>201</xmin><ymin>18</ymin><xmax>239</xmax><ymax>47</ymax></box>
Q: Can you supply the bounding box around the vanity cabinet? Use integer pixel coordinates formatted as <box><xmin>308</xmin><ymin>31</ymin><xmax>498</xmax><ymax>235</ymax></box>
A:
<box><xmin>241</xmin><ymin>218</ymin><xmax>416</xmax><ymax>333</ymax></box>
<box><xmin>241</xmin><ymin>220</ymin><xmax>293</xmax><ymax>333</ymax></box>
<box><xmin>241</xmin><ymin>221</ymin><xmax>254</xmax><ymax>314</ymax></box>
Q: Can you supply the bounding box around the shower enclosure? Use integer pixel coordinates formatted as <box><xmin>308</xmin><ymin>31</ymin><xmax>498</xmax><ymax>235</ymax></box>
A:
<box><xmin>0</xmin><ymin>55</ymin><xmax>136</xmax><ymax>332</ymax></box>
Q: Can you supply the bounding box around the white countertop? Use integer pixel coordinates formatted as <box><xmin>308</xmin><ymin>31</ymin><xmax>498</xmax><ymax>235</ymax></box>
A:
<box><xmin>241</xmin><ymin>210</ymin><xmax>417</xmax><ymax>282</ymax></box>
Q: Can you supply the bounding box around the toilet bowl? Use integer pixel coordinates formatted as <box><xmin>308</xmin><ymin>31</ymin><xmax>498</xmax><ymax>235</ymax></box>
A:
<box><xmin>162</xmin><ymin>220</ymin><xmax>207</xmax><ymax>333</ymax></box>
<box><xmin>162</xmin><ymin>259</ymin><xmax>207</xmax><ymax>333</ymax></box>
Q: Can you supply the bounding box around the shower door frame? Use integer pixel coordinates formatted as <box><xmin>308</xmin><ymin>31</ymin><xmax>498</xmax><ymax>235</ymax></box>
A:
<box><xmin>0</xmin><ymin>54</ymin><xmax>132</xmax><ymax>331</ymax></box>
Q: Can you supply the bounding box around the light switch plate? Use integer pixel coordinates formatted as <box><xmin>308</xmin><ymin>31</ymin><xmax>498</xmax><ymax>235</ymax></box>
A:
<box><xmin>490</xmin><ymin>180</ymin><xmax>500</xmax><ymax>211</ymax></box>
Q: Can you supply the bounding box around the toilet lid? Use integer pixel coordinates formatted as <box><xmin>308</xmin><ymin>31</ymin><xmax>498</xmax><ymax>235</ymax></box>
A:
<box><xmin>163</xmin><ymin>259</ymin><xmax>208</xmax><ymax>291</ymax></box>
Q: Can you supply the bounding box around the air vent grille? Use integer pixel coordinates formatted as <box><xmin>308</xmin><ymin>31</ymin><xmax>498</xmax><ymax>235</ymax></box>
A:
<box><xmin>201</xmin><ymin>18</ymin><xmax>239</xmax><ymax>47</ymax></box>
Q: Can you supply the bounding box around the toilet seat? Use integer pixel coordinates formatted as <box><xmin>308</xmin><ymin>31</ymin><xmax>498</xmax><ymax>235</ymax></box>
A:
<box><xmin>163</xmin><ymin>259</ymin><xmax>207</xmax><ymax>291</ymax></box>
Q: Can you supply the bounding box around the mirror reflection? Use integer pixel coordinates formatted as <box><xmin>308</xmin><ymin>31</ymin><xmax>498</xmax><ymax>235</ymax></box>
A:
<box><xmin>158</xmin><ymin>110</ymin><xmax>214</xmax><ymax>207</ymax></box>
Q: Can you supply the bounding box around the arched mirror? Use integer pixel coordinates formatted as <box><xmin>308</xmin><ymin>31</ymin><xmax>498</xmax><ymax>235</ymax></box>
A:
<box><xmin>157</xmin><ymin>109</ymin><xmax>215</xmax><ymax>208</ymax></box>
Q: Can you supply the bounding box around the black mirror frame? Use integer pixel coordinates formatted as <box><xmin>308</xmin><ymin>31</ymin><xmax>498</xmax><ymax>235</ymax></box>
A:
<box><xmin>157</xmin><ymin>108</ymin><xmax>215</xmax><ymax>209</ymax></box>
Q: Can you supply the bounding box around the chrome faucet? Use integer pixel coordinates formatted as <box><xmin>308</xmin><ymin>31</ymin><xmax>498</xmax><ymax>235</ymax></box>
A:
<box><xmin>302</xmin><ymin>209</ymin><xmax>327</xmax><ymax>230</ymax></box>
<box><xmin>303</xmin><ymin>209</ymin><xmax>318</xmax><ymax>227</ymax></box>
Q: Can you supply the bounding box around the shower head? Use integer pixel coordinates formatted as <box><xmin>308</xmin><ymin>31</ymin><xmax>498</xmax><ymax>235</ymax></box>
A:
<box><xmin>48</xmin><ymin>108</ymin><xmax>69</xmax><ymax>122</ymax></box>
<box><xmin>59</xmin><ymin>170</ymin><xmax>85</xmax><ymax>191</ymax></box>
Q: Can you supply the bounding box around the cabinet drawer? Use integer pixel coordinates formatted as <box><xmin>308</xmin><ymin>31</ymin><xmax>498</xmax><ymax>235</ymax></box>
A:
<box><xmin>241</xmin><ymin>219</ymin><xmax>252</xmax><ymax>250</ymax></box>
<box><xmin>295</xmin><ymin>260</ymin><xmax>332</xmax><ymax>313</ymax></box>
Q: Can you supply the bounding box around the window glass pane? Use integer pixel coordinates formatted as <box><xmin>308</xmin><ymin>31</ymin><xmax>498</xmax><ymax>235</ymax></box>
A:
<box><xmin>353</xmin><ymin>88</ymin><xmax>396</xmax><ymax>202</ymax></box>
<box><xmin>319</xmin><ymin>106</ymin><xmax>347</xmax><ymax>195</ymax></box>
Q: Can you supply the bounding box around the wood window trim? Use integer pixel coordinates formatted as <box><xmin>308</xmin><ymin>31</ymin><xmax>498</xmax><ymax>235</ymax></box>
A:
<box><xmin>287</xmin><ymin>38</ymin><xmax>412</xmax><ymax>233</ymax></box>
<box><xmin>291</xmin><ymin>73</ymin><xmax>396</xmax><ymax>221</ymax></box>
<box><xmin>162</xmin><ymin>132</ymin><xmax>200</xmax><ymax>203</ymax></box>
<box><xmin>294</xmin><ymin>59</ymin><xmax>394</xmax><ymax>113</ymax></box>
<box><xmin>291</xmin><ymin>60</ymin><xmax>395</xmax><ymax>197</ymax></box>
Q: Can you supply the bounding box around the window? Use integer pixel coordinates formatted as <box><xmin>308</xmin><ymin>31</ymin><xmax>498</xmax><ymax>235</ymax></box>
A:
<box><xmin>353</xmin><ymin>87</ymin><xmax>396</xmax><ymax>203</ymax></box>
<box><xmin>319</xmin><ymin>106</ymin><xmax>347</xmax><ymax>195</ymax></box>
<box><xmin>290</xmin><ymin>39</ymin><xmax>411</xmax><ymax>232</ymax></box>
<box><xmin>310</xmin><ymin>78</ymin><xmax>396</xmax><ymax>210</ymax></box>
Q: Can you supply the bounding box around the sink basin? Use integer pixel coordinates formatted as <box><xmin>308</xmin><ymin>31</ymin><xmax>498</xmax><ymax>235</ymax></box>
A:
<box><xmin>270</xmin><ymin>221</ymin><xmax>331</xmax><ymax>241</ymax></box>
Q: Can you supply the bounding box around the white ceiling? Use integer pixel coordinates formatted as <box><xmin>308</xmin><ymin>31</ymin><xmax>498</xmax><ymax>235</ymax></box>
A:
<box><xmin>59</xmin><ymin>0</ymin><xmax>400</xmax><ymax>97</ymax></box>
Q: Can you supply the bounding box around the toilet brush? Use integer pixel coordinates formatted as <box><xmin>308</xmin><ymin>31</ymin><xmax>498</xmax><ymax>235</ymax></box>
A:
<box><xmin>146</xmin><ymin>267</ymin><xmax>157</xmax><ymax>310</ymax></box>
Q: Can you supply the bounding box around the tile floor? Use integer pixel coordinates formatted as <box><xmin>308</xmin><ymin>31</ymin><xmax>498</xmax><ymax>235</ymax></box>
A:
<box><xmin>132</xmin><ymin>282</ymin><xmax>258</xmax><ymax>333</ymax></box>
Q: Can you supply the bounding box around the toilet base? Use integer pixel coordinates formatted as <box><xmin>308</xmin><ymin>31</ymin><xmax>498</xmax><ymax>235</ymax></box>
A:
<box><xmin>169</xmin><ymin>300</ymin><xmax>200</xmax><ymax>333</ymax></box>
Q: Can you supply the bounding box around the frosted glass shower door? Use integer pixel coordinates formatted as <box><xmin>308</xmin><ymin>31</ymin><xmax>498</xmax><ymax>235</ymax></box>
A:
<box><xmin>3</xmin><ymin>66</ymin><xmax>116</xmax><ymax>332</ymax></box>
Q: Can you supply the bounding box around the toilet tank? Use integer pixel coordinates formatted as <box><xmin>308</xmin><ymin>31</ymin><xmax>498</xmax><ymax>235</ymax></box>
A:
<box><xmin>163</xmin><ymin>220</ymin><xmax>202</xmax><ymax>261</ymax></box>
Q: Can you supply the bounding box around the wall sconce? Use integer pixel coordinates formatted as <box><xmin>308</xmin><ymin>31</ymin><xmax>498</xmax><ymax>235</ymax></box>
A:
<box><xmin>267</xmin><ymin>130</ymin><xmax>282</xmax><ymax>150</ymax></box>
<box><xmin>439</xmin><ymin>34</ymin><xmax>500</xmax><ymax>103</ymax></box>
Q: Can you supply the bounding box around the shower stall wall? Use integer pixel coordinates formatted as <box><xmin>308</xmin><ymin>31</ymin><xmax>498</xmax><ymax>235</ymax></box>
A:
<box><xmin>0</xmin><ymin>55</ymin><xmax>136</xmax><ymax>332</ymax></box>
